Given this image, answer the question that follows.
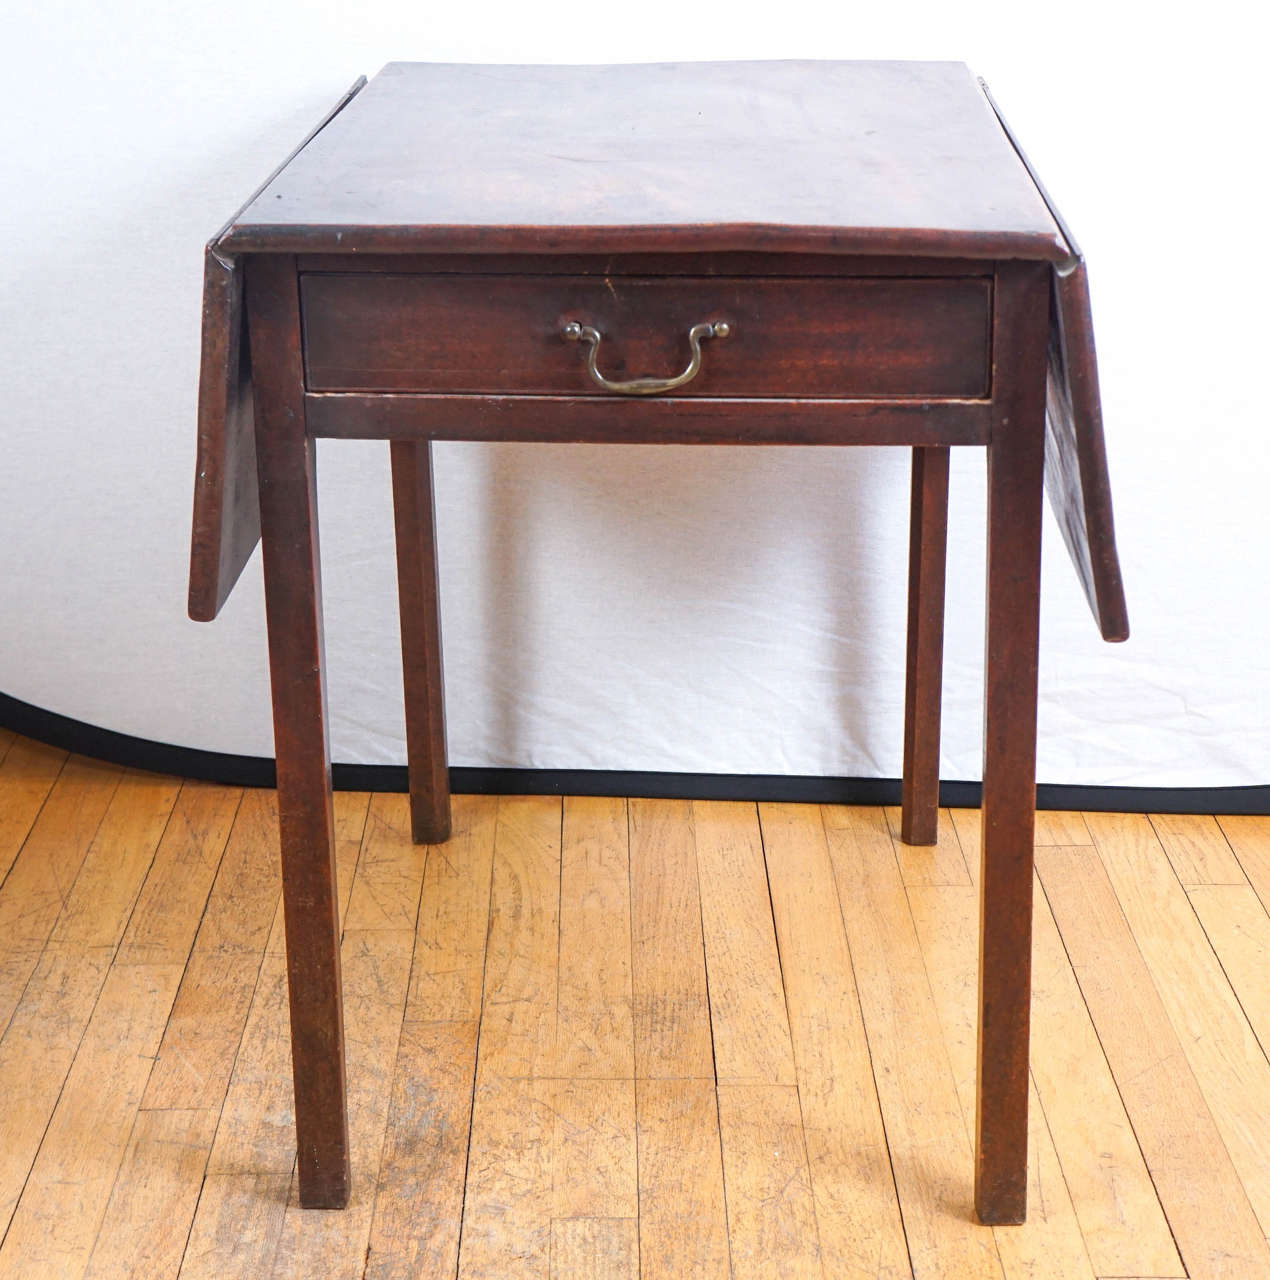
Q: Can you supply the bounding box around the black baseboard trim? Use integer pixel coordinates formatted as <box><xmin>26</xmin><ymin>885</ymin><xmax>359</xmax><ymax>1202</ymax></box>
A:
<box><xmin>3</xmin><ymin>691</ymin><xmax>1268</xmax><ymax>815</ymax></box>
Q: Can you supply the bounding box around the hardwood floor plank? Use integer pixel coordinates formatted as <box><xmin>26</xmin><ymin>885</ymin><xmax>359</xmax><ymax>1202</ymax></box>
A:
<box><xmin>0</xmin><ymin>772</ymin><xmax>185</xmax><ymax>1244</ymax></box>
<box><xmin>884</xmin><ymin>804</ymin><xmax>971</xmax><ymax>886</ymax></box>
<box><xmin>0</xmin><ymin>962</ymin><xmax>184</xmax><ymax>1280</ymax></box>
<box><xmin>1217</xmin><ymin>814</ymin><xmax>1270</xmax><ymax>915</ymax></box>
<box><xmin>0</xmin><ymin>736</ymin><xmax>68</xmax><ymax>883</ymax></box>
<box><xmin>905</xmin><ymin>880</ymin><xmax>1095</xmax><ymax>1279</ymax></box>
<box><xmin>1188</xmin><ymin>883</ymin><xmax>1270</xmax><ymax>1064</ymax></box>
<box><xmin>1084</xmin><ymin>810</ymin><xmax>1270</xmax><ymax>1239</ymax></box>
<box><xmin>759</xmin><ymin>802</ymin><xmax>910</xmax><ymax>1280</ymax></box>
<box><xmin>187</xmin><ymin>797</ymin><xmax>370</xmax><ymax>1280</ymax></box>
<box><xmin>693</xmin><ymin>800</ymin><xmax>795</xmax><ymax>1086</ymax></box>
<box><xmin>551</xmin><ymin>1078</ymin><xmax>637</xmax><ymax>1220</ymax></box>
<box><xmin>147</xmin><ymin>791</ymin><xmax>367</xmax><ymax>1112</ymax></box>
<box><xmin>1029</xmin><ymin>878</ymin><xmax>1181</xmax><ymax>1276</ymax></box>
<box><xmin>47</xmin><ymin>771</ymin><xmax>182</xmax><ymax>950</ymax></box>
<box><xmin>407</xmin><ymin>793</ymin><xmax>497</xmax><ymax>1021</ymax></box>
<box><xmin>269</xmin><ymin>929</ymin><xmax>414</xmax><ymax>1279</ymax></box>
<box><xmin>477</xmin><ymin>796</ymin><xmax>563</xmax><ymax>1079</ymax></box>
<box><xmin>1032</xmin><ymin>810</ymin><xmax>1093</xmax><ymax>847</ymax></box>
<box><xmin>84</xmin><ymin>1107</ymin><xmax>219</xmax><ymax>1280</ymax></box>
<box><xmin>0</xmin><ymin>756</ymin><xmax>122</xmax><ymax>1032</ymax></box>
<box><xmin>178</xmin><ymin>1172</ymin><xmax>293</xmax><ymax>1280</ymax></box>
<box><xmin>342</xmin><ymin>793</ymin><xmax>429</xmax><ymax>932</ymax></box>
<box><xmin>459</xmin><ymin>1076</ymin><xmax>556</xmax><ymax>1278</ymax></box>
<box><xmin>1151</xmin><ymin>813</ymin><xmax>1245</xmax><ymax>886</ymax></box>
<box><xmin>0</xmin><ymin>946</ymin><xmax>115</xmax><ymax>1237</ymax></box>
<box><xmin>0</xmin><ymin>726</ymin><xmax>15</xmax><ymax>761</ymax></box>
<box><xmin>550</xmin><ymin>1218</ymin><xmax>638</xmax><ymax>1279</ymax></box>
<box><xmin>823</xmin><ymin>812</ymin><xmax>1003</xmax><ymax>1279</ymax></box>
<box><xmin>716</xmin><ymin>1083</ymin><xmax>822</xmax><ymax>1279</ymax></box>
<box><xmin>114</xmin><ymin>781</ymin><xmax>243</xmax><ymax>967</ymax></box>
<box><xmin>364</xmin><ymin>1019</ymin><xmax>480</xmax><ymax>1280</ymax></box>
<box><xmin>203</xmin><ymin>943</ymin><xmax>296</xmax><ymax>1178</ymax></box>
<box><xmin>143</xmin><ymin>789</ymin><xmax>281</xmax><ymax>1109</ymax></box>
<box><xmin>628</xmin><ymin>798</ymin><xmax>713</xmax><ymax>1080</ymax></box>
<box><xmin>1037</xmin><ymin>842</ymin><xmax>1270</xmax><ymax>1278</ymax></box>
<box><xmin>636</xmin><ymin>1078</ymin><xmax>730</xmax><ymax>1280</ymax></box>
<box><xmin>555</xmin><ymin>796</ymin><xmax>634</xmax><ymax>1078</ymax></box>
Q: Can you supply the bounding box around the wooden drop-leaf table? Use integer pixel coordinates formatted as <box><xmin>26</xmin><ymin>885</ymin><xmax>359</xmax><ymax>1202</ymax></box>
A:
<box><xmin>189</xmin><ymin>60</ymin><xmax>1127</xmax><ymax>1225</ymax></box>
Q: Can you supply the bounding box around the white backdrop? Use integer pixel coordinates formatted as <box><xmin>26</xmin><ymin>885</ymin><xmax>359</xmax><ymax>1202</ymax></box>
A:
<box><xmin>2</xmin><ymin>2</ymin><xmax>1266</xmax><ymax>787</ymax></box>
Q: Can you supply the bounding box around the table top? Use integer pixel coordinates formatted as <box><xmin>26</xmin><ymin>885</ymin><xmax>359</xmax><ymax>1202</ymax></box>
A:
<box><xmin>219</xmin><ymin>61</ymin><xmax>1070</xmax><ymax>261</ymax></box>
<box><xmin>191</xmin><ymin>63</ymin><xmax>1126</xmax><ymax>643</ymax></box>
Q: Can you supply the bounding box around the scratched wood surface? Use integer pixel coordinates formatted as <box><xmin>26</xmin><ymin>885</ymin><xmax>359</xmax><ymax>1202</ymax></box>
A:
<box><xmin>1</xmin><ymin>729</ymin><xmax>1268</xmax><ymax>1278</ymax></box>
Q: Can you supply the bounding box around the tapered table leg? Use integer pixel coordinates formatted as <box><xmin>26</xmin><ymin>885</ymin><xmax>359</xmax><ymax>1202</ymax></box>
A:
<box><xmin>901</xmin><ymin>445</ymin><xmax>950</xmax><ymax>846</ymax></box>
<box><xmin>391</xmin><ymin>440</ymin><xmax>451</xmax><ymax>844</ymax></box>
<box><xmin>975</xmin><ymin>261</ymin><xmax>1050</xmax><ymax>1226</ymax></box>
<box><xmin>248</xmin><ymin>254</ymin><xmax>350</xmax><ymax>1209</ymax></box>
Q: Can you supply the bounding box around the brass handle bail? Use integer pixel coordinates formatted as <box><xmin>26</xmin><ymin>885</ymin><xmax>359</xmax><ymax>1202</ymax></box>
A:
<box><xmin>562</xmin><ymin>319</ymin><xmax>731</xmax><ymax>395</ymax></box>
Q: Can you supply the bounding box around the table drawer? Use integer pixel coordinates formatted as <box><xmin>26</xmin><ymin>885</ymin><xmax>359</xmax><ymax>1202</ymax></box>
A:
<box><xmin>300</xmin><ymin>273</ymin><xmax>991</xmax><ymax>399</ymax></box>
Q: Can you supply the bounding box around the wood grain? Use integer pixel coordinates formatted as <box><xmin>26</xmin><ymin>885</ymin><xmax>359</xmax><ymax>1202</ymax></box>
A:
<box><xmin>476</xmin><ymin>796</ymin><xmax>562</xmax><ymax>1079</ymax></box>
<box><xmin>222</xmin><ymin>62</ymin><xmax>1067</xmax><ymax>261</ymax></box>
<box><xmin>268</xmin><ymin>928</ymin><xmax>414</xmax><ymax>1279</ymax></box>
<box><xmin>0</xmin><ymin>962</ymin><xmax>184</xmax><ymax>1279</ymax></box>
<box><xmin>1037</xmin><ymin>842</ymin><xmax>1270</xmax><ymax>1278</ymax></box>
<box><xmin>905</xmin><ymin>878</ymin><xmax>1096</xmax><ymax>1279</ymax></box>
<box><xmin>302</xmin><ymin>273</ymin><xmax>992</xmax><ymax>398</ymax></box>
<box><xmin>1151</xmin><ymin>813</ymin><xmax>1245</xmax><ymax>886</ymax></box>
<box><xmin>1084</xmin><ymin>810</ymin><xmax>1270</xmax><ymax>1237</ymax></box>
<box><xmin>364</xmin><ymin>1019</ymin><xmax>480</xmax><ymax>1280</ymax></box>
<box><xmin>692</xmin><ymin>800</ymin><xmax>795</xmax><ymax>1086</ymax></box>
<box><xmin>0</xmin><ymin>756</ymin><xmax>122</xmax><ymax>1030</ymax></box>
<box><xmin>555</xmin><ymin>796</ymin><xmax>634</xmax><ymax>1078</ymax></box>
<box><xmin>84</xmin><ymin>1108</ymin><xmax>220</xmax><ymax>1280</ymax></box>
<box><xmin>635</xmin><ymin>1079</ymin><xmax>730</xmax><ymax>1280</ymax></box>
<box><xmin>1</xmin><ymin>747</ymin><xmax>1251</xmax><ymax>1279</ymax></box>
<box><xmin>628</xmin><ymin>798</ymin><xmax>714</xmax><ymax>1079</ymax></box>
<box><xmin>824</xmin><ymin>814</ymin><xmax>1003</xmax><ymax>1278</ymax></box>
<box><xmin>1188</xmin><ymin>891</ymin><xmax>1270</xmax><ymax>1121</ymax></box>
<box><xmin>0</xmin><ymin>736</ymin><xmax>66</xmax><ymax>883</ymax></box>
<box><xmin>716</xmin><ymin>1084</ymin><xmax>822</xmax><ymax>1279</ymax></box>
<box><xmin>1029</xmin><ymin>879</ymin><xmax>1181</xmax><ymax>1276</ymax></box>
<box><xmin>406</xmin><ymin>792</ymin><xmax>497</xmax><ymax>1021</ymax></box>
<box><xmin>143</xmin><ymin>788</ymin><xmax>281</xmax><ymax>1109</ymax></box>
<box><xmin>1216</xmin><ymin>814</ymin><xmax>1270</xmax><ymax>911</ymax></box>
<box><xmin>885</xmin><ymin>804</ymin><xmax>970</xmax><ymax>886</ymax></box>
<box><xmin>758</xmin><ymin>802</ymin><xmax>909</xmax><ymax>1279</ymax></box>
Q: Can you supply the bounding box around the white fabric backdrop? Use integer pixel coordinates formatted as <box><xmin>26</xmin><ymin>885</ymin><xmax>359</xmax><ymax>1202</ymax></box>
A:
<box><xmin>2</xmin><ymin>1</ymin><xmax>1266</xmax><ymax>786</ymax></box>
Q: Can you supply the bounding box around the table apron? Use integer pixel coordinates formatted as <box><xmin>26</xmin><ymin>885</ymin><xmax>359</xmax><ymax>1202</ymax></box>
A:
<box><xmin>303</xmin><ymin>392</ymin><xmax>991</xmax><ymax>446</ymax></box>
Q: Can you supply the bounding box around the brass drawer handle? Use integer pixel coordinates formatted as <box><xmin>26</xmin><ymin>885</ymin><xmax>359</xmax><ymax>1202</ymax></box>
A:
<box><xmin>562</xmin><ymin>319</ymin><xmax>731</xmax><ymax>396</ymax></box>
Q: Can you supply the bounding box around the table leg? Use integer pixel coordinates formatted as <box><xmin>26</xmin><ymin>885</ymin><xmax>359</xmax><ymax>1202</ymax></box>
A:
<box><xmin>900</xmin><ymin>445</ymin><xmax>950</xmax><ymax>845</ymax></box>
<box><xmin>390</xmin><ymin>440</ymin><xmax>451</xmax><ymax>843</ymax></box>
<box><xmin>248</xmin><ymin>254</ymin><xmax>350</xmax><ymax>1209</ymax></box>
<box><xmin>975</xmin><ymin>261</ymin><xmax>1050</xmax><ymax>1225</ymax></box>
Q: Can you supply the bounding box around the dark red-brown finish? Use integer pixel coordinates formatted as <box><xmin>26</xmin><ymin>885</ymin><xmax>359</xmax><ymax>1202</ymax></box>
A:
<box><xmin>900</xmin><ymin>446</ymin><xmax>950</xmax><ymax>846</ymax></box>
<box><xmin>976</xmin><ymin>261</ymin><xmax>1051</xmax><ymax>1225</ymax></box>
<box><xmin>188</xmin><ymin>246</ymin><xmax>259</xmax><ymax>622</ymax></box>
<box><xmin>187</xmin><ymin>60</ymin><xmax>1130</xmax><ymax>1226</ymax></box>
<box><xmin>304</xmin><ymin>392</ymin><xmax>991</xmax><ymax>447</ymax></box>
<box><xmin>246</xmin><ymin>253</ymin><xmax>350</xmax><ymax>1209</ymax></box>
<box><xmin>979</xmin><ymin>78</ymin><xmax>1129</xmax><ymax>642</ymax></box>
<box><xmin>188</xmin><ymin>77</ymin><xmax>365</xmax><ymax>623</ymax></box>
<box><xmin>390</xmin><ymin>441</ymin><xmax>451</xmax><ymax>844</ymax></box>
<box><xmin>219</xmin><ymin>62</ymin><xmax>1067</xmax><ymax>262</ymax></box>
<box><xmin>301</xmin><ymin>274</ymin><xmax>992</xmax><ymax>398</ymax></box>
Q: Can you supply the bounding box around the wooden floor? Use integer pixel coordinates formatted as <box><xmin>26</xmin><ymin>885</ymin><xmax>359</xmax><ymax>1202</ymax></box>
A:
<box><xmin>1</xmin><ymin>730</ymin><xmax>1270</xmax><ymax>1277</ymax></box>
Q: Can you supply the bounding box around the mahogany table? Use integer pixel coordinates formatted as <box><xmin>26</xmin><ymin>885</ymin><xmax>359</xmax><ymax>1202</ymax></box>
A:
<box><xmin>189</xmin><ymin>60</ymin><xmax>1127</xmax><ymax>1224</ymax></box>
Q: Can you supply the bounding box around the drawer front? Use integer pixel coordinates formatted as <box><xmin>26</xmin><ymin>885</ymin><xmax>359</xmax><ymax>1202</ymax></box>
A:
<box><xmin>301</xmin><ymin>273</ymin><xmax>991</xmax><ymax>398</ymax></box>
